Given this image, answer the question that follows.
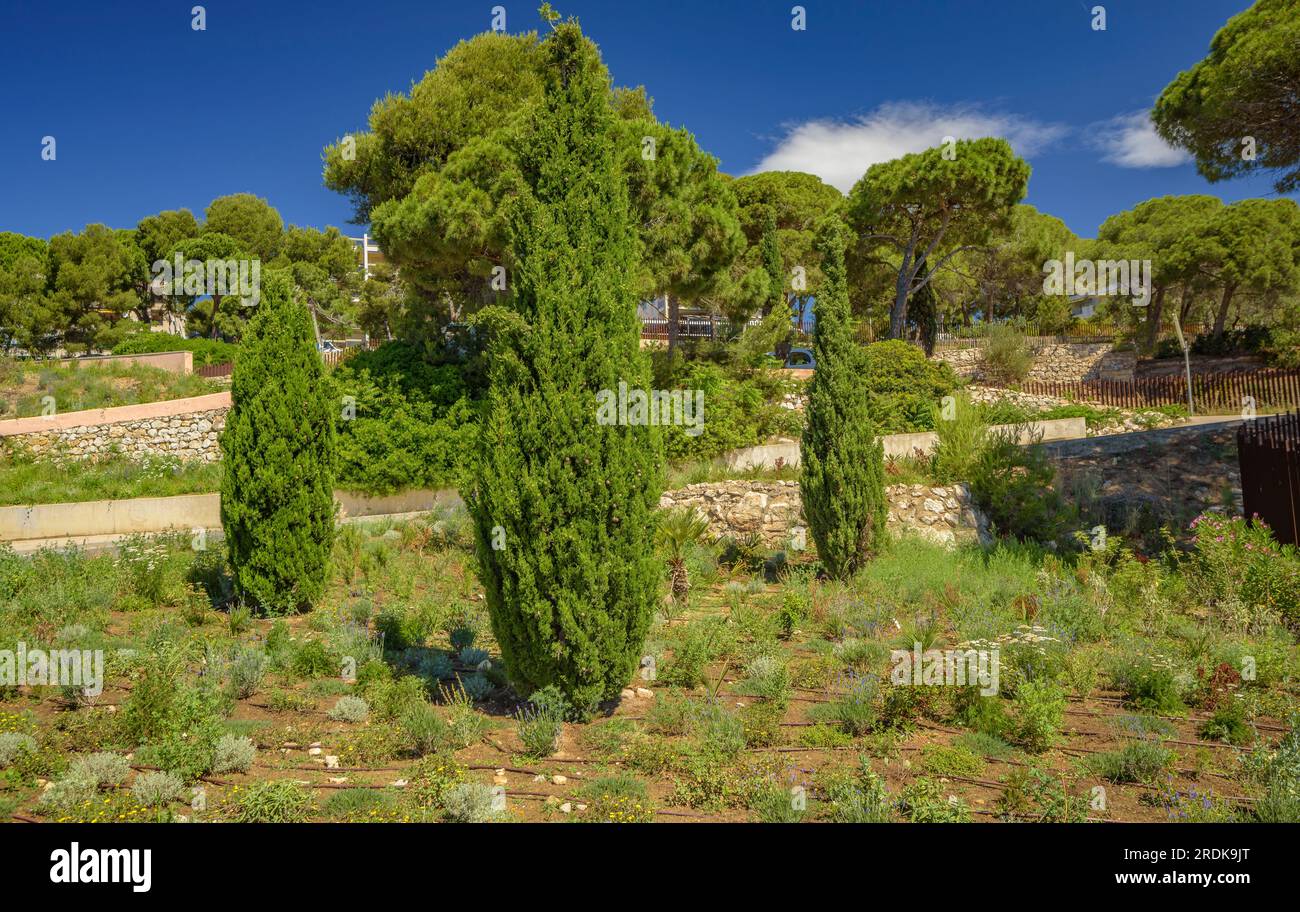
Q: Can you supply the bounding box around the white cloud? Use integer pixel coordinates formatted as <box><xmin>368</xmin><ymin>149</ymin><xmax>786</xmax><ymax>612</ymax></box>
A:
<box><xmin>747</xmin><ymin>101</ymin><xmax>1069</xmax><ymax>192</ymax></box>
<box><xmin>1093</xmin><ymin>111</ymin><xmax>1190</xmax><ymax>168</ymax></box>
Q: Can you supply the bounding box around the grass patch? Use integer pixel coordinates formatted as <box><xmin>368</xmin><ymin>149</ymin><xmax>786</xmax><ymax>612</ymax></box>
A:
<box><xmin>1088</xmin><ymin>739</ymin><xmax>1176</xmax><ymax>784</ymax></box>
<box><xmin>0</xmin><ymin>454</ymin><xmax>222</xmax><ymax>505</ymax></box>
<box><xmin>0</xmin><ymin>360</ymin><xmax>219</xmax><ymax>419</ymax></box>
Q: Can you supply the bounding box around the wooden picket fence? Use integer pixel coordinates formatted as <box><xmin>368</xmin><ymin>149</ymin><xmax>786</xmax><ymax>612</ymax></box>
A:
<box><xmin>321</xmin><ymin>341</ymin><xmax>380</xmax><ymax>369</ymax></box>
<box><xmin>196</xmin><ymin>341</ymin><xmax>378</xmax><ymax>376</ymax></box>
<box><xmin>322</xmin><ymin>348</ymin><xmax>361</xmax><ymax>369</ymax></box>
<box><xmin>195</xmin><ymin>362</ymin><xmax>233</xmax><ymax>378</ymax></box>
<box><xmin>1238</xmin><ymin>410</ymin><xmax>1300</xmax><ymax>546</ymax></box>
<box><xmin>640</xmin><ymin>317</ymin><xmax>740</xmax><ymax>342</ymax></box>
<box><xmin>1006</xmin><ymin>369</ymin><xmax>1300</xmax><ymax>413</ymax></box>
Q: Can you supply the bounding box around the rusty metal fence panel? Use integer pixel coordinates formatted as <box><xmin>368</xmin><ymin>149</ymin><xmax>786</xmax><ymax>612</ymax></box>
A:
<box><xmin>1237</xmin><ymin>409</ymin><xmax>1300</xmax><ymax>546</ymax></box>
<box><xmin>1005</xmin><ymin>370</ymin><xmax>1300</xmax><ymax>412</ymax></box>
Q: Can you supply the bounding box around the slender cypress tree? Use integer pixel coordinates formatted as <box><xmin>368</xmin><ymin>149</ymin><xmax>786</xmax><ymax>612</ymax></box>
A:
<box><xmin>800</xmin><ymin>217</ymin><xmax>887</xmax><ymax>579</ymax></box>
<box><xmin>761</xmin><ymin>213</ymin><xmax>783</xmax><ymax>315</ymax></box>
<box><xmin>220</xmin><ymin>269</ymin><xmax>336</xmax><ymax>613</ymax></box>
<box><xmin>760</xmin><ymin>213</ymin><xmax>793</xmax><ymax>360</ymax></box>
<box><xmin>909</xmin><ymin>255</ymin><xmax>939</xmax><ymax>357</ymax></box>
<box><xmin>465</xmin><ymin>21</ymin><xmax>661</xmax><ymax>711</ymax></box>
<box><xmin>735</xmin><ymin>213</ymin><xmax>792</xmax><ymax>367</ymax></box>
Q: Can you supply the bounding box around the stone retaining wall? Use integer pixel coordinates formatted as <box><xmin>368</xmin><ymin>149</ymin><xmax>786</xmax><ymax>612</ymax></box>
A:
<box><xmin>1</xmin><ymin>408</ymin><xmax>227</xmax><ymax>463</ymax></box>
<box><xmin>934</xmin><ymin>343</ymin><xmax>1134</xmax><ymax>383</ymax></box>
<box><xmin>724</xmin><ymin>416</ymin><xmax>1086</xmax><ymax>470</ymax></box>
<box><xmin>4</xmin><ymin>478</ymin><xmax>991</xmax><ymax>553</ymax></box>
<box><xmin>964</xmin><ymin>385</ymin><xmax>1184</xmax><ymax>436</ymax></box>
<box><xmin>0</xmin><ymin>393</ymin><xmax>230</xmax><ymax>463</ymax></box>
<box><xmin>658</xmin><ymin>480</ymin><xmax>990</xmax><ymax>549</ymax></box>
<box><xmin>964</xmin><ymin>385</ymin><xmax>1070</xmax><ymax>411</ymax></box>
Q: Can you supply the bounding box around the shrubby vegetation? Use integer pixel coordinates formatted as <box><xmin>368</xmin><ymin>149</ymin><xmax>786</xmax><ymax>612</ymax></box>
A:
<box><xmin>0</xmin><ymin>454</ymin><xmax>221</xmax><ymax>506</ymax></box>
<box><xmin>1182</xmin><ymin>513</ymin><xmax>1300</xmax><ymax>631</ymax></box>
<box><xmin>329</xmin><ymin>342</ymin><xmax>479</xmax><ymax>494</ymax></box>
<box><xmin>652</xmin><ymin>353</ymin><xmax>802</xmax><ymax>462</ymax></box>
<box><xmin>858</xmin><ymin>340</ymin><xmax>960</xmax><ymax>434</ymax></box>
<box><xmin>2</xmin><ymin>3</ymin><xmax>1297</xmax><ymax>829</ymax></box>
<box><xmin>113</xmin><ymin>333</ymin><xmax>240</xmax><ymax>367</ymax></box>
<box><xmin>0</xmin><ymin>484</ymin><xmax>1295</xmax><ymax>824</ymax></box>
<box><xmin>979</xmin><ymin>325</ymin><xmax>1034</xmax><ymax>384</ymax></box>
<box><xmin>0</xmin><ymin>359</ymin><xmax>218</xmax><ymax>419</ymax></box>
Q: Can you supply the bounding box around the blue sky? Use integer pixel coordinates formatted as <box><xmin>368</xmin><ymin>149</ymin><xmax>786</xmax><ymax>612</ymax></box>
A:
<box><xmin>1</xmin><ymin>0</ymin><xmax>1291</xmax><ymax>242</ymax></box>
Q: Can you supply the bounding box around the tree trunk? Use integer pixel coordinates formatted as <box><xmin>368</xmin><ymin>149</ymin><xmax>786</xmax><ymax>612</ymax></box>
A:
<box><xmin>888</xmin><ymin>236</ymin><xmax>917</xmax><ymax>340</ymax></box>
<box><xmin>1212</xmin><ymin>283</ymin><xmax>1236</xmax><ymax>338</ymax></box>
<box><xmin>666</xmin><ymin>293</ymin><xmax>679</xmax><ymax>358</ymax></box>
<box><xmin>1142</xmin><ymin>285</ymin><xmax>1165</xmax><ymax>354</ymax></box>
<box><xmin>669</xmin><ymin>559</ymin><xmax>689</xmax><ymax>605</ymax></box>
<box><xmin>889</xmin><ymin>274</ymin><xmax>909</xmax><ymax>339</ymax></box>
<box><xmin>1170</xmin><ymin>307</ymin><xmax>1194</xmax><ymax>416</ymax></box>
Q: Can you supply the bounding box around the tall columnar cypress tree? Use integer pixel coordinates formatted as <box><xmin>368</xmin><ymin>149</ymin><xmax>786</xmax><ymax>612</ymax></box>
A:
<box><xmin>465</xmin><ymin>21</ymin><xmax>662</xmax><ymax>711</ymax></box>
<box><xmin>800</xmin><ymin>217</ymin><xmax>887</xmax><ymax>579</ymax></box>
<box><xmin>220</xmin><ymin>269</ymin><xmax>336</xmax><ymax>613</ymax></box>
<box><xmin>761</xmin><ymin>212</ymin><xmax>783</xmax><ymax>314</ymax></box>
<box><xmin>909</xmin><ymin>254</ymin><xmax>939</xmax><ymax>357</ymax></box>
<box><xmin>759</xmin><ymin>213</ymin><xmax>793</xmax><ymax>360</ymax></box>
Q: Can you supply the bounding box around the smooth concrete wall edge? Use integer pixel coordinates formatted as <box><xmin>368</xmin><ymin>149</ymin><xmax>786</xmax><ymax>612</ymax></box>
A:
<box><xmin>0</xmin><ymin>493</ymin><xmax>222</xmax><ymax>542</ymax></box>
<box><xmin>49</xmin><ymin>351</ymin><xmax>193</xmax><ymax>375</ymax></box>
<box><xmin>0</xmin><ymin>489</ymin><xmax>466</xmax><ymax>543</ymax></box>
<box><xmin>335</xmin><ymin>488</ymin><xmax>464</xmax><ymax>518</ymax></box>
<box><xmin>0</xmin><ymin>392</ymin><xmax>230</xmax><ymax>437</ymax></box>
<box><xmin>726</xmin><ymin>417</ymin><xmax>1087</xmax><ymax>469</ymax></box>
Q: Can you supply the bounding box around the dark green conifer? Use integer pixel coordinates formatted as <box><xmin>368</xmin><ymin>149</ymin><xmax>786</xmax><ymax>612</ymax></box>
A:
<box><xmin>800</xmin><ymin>217</ymin><xmax>887</xmax><ymax>579</ymax></box>
<box><xmin>465</xmin><ymin>21</ymin><xmax>661</xmax><ymax>710</ymax></box>
<box><xmin>220</xmin><ymin>269</ymin><xmax>336</xmax><ymax>613</ymax></box>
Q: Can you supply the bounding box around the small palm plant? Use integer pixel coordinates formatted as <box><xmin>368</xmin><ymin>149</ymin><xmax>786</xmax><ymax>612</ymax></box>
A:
<box><xmin>656</xmin><ymin>507</ymin><xmax>712</xmax><ymax>610</ymax></box>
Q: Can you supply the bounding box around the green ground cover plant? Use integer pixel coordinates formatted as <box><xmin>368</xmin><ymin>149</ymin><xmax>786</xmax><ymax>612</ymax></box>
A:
<box><xmin>0</xmin><ymin>453</ymin><xmax>222</xmax><ymax>506</ymax></box>
<box><xmin>112</xmin><ymin>334</ymin><xmax>240</xmax><ymax>367</ymax></box>
<box><xmin>0</xmin><ymin>492</ymin><xmax>1293</xmax><ymax>825</ymax></box>
<box><xmin>0</xmin><ymin>359</ymin><xmax>218</xmax><ymax>419</ymax></box>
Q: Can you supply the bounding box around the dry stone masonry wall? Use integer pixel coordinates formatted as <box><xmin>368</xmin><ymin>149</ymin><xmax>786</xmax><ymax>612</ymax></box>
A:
<box><xmin>658</xmin><ymin>480</ymin><xmax>990</xmax><ymax>550</ymax></box>
<box><xmin>1</xmin><ymin>408</ymin><xmax>227</xmax><ymax>463</ymax></box>
<box><xmin>933</xmin><ymin>343</ymin><xmax>1135</xmax><ymax>383</ymax></box>
<box><xmin>965</xmin><ymin>385</ymin><xmax>1183</xmax><ymax>437</ymax></box>
<box><xmin>964</xmin><ymin>385</ymin><xmax>1070</xmax><ymax>411</ymax></box>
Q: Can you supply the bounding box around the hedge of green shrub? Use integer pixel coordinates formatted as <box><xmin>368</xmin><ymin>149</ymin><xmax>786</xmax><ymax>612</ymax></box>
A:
<box><xmin>653</xmin><ymin>357</ymin><xmax>802</xmax><ymax>463</ymax></box>
<box><xmin>113</xmin><ymin>332</ymin><xmax>240</xmax><ymax>367</ymax></box>
<box><xmin>328</xmin><ymin>342</ymin><xmax>479</xmax><ymax>495</ymax></box>
<box><xmin>858</xmin><ymin>340</ymin><xmax>959</xmax><ymax>434</ymax></box>
<box><xmin>324</xmin><ymin>341</ymin><xmax>798</xmax><ymax>496</ymax></box>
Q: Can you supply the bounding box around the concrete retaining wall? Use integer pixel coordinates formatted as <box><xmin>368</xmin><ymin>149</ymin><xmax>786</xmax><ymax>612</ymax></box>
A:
<box><xmin>725</xmin><ymin>417</ymin><xmax>1086</xmax><ymax>469</ymax></box>
<box><xmin>47</xmin><ymin>351</ymin><xmax>194</xmax><ymax>375</ymax></box>
<box><xmin>0</xmin><ymin>487</ymin><xmax>466</xmax><ymax>544</ymax></box>
<box><xmin>335</xmin><ymin>488</ymin><xmax>464</xmax><ymax>519</ymax></box>
<box><xmin>0</xmin><ymin>494</ymin><xmax>221</xmax><ymax>542</ymax></box>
